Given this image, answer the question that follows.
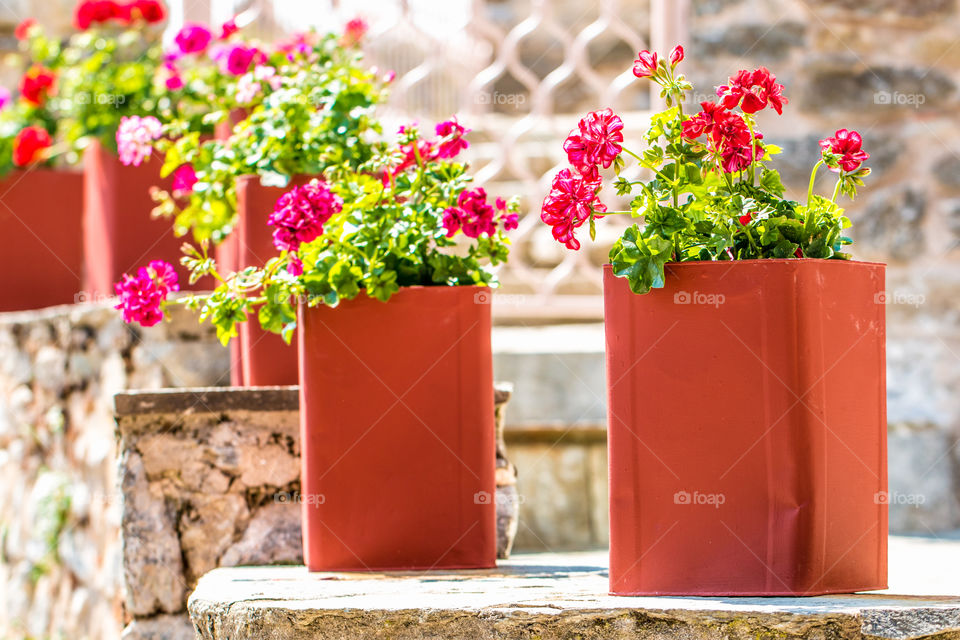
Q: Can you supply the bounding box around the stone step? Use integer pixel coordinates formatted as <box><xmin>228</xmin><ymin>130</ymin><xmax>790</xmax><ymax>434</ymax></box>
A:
<box><xmin>188</xmin><ymin>547</ymin><xmax>960</xmax><ymax>640</ymax></box>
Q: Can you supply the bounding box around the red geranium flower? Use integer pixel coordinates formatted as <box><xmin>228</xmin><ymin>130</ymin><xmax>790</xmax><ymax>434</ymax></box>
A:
<box><xmin>632</xmin><ymin>50</ymin><xmax>659</xmax><ymax>79</ymax></box>
<box><xmin>541</xmin><ymin>168</ymin><xmax>606</xmax><ymax>250</ymax></box>
<box><xmin>681</xmin><ymin>101</ymin><xmax>729</xmax><ymax>141</ymax></box>
<box><xmin>342</xmin><ymin>17</ymin><xmax>368</xmax><ymax>46</ymax></box>
<box><xmin>126</xmin><ymin>0</ymin><xmax>166</xmax><ymax>23</ymax></box>
<box><xmin>15</xmin><ymin>18</ymin><xmax>36</xmax><ymax>40</ymax></box>
<box><xmin>435</xmin><ymin>117</ymin><xmax>470</xmax><ymax>159</ymax></box>
<box><xmin>12</xmin><ymin>126</ymin><xmax>52</xmax><ymax>167</ymax></box>
<box><xmin>74</xmin><ymin>0</ymin><xmax>124</xmax><ymax>29</ymax></box>
<box><xmin>721</xmin><ymin>132</ymin><xmax>764</xmax><ymax>174</ymax></box>
<box><xmin>442</xmin><ymin>188</ymin><xmax>499</xmax><ymax>238</ymax></box>
<box><xmin>716</xmin><ymin>67</ymin><xmax>788</xmax><ymax>115</ymax></box>
<box><xmin>19</xmin><ymin>66</ymin><xmax>56</xmax><ymax>106</ymax></box>
<box><xmin>219</xmin><ymin>17</ymin><xmax>239</xmax><ymax>39</ymax></box>
<box><xmin>711</xmin><ymin>111</ymin><xmax>752</xmax><ymax>149</ymax></box>
<box><xmin>819</xmin><ymin>128</ymin><xmax>869</xmax><ymax>173</ymax></box>
<box><xmin>563</xmin><ymin>108</ymin><xmax>623</xmax><ymax>179</ymax></box>
<box><xmin>669</xmin><ymin>44</ymin><xmax>684</xmax><ymax>67</ymax></box>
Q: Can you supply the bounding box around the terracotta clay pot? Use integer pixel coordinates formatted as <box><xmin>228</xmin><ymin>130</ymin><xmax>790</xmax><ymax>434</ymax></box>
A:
<box><xmin>82</xmin><ymin>140</ymin><xmax>204</xmax><ymax>297</ymax></box>
<box><xmin>604</xmin><ymin>260</ymin><xmax>887</xmax><ymax>596</ymax></box>
<box><xmin>0</xmin><ymin>169</ymin><xmax>83</xmax><ymax>311</ymax></box>
<box><xmin>227</xmin><ymin>175</ymin><xmax>308</xmax><ymax>386</ymax></box>
<box><xmin>298</xmin><ymin>285</ymin><xmax>496</xmax><ymax>571</ymax></box>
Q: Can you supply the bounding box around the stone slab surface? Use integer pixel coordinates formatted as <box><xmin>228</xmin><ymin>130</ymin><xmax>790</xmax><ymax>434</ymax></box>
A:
<box><xmin>189</xmin><ymin>538</ymin><xmax>960</xmax><ymax>640</ymax></box>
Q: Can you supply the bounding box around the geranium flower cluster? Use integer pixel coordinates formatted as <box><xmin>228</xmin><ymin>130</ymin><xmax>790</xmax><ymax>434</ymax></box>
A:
<box><xmin>19</xmin><ymin>66</ymin><xmax>56</xmax><ymax>106</ymax></box>
<box><xmin>819</xmin><ymin>128</ymin><xmax>869</xmax><ymax>173</ymax></box>
<box><xmin>539</xmin><ymin>45</ymin><xmax>873</xmax><ymax>294</ymax></box>
<box><xmin>116</xmin><ymin>115</ymin><xmax>162</xmax><ymax>166</ymax></box>
<box><xmin>12</xmin><ymin>126</ymin><xmax>52</xmax><ymax>166</ymax></box>
<box><xmin>387</xmin><ymin>117</ymin><xmax>471</xmax><ymax>182</ymax></box>
<box><xmin>74</xmin><ymin>0</ymin><xmax>166</xmax><ymax>30</ymax></box>
<box><xmin>114</xmin><ymin>260</ymin><xmax>179</xmax><ymax>327</ymax></box>
<box><xmin>268</xmin><ymin>179</ymin><xmax>343</xmax><ymax>275</ymax></box>
<box><xmin>541</xmin><ymin>105</ymin><xmax>625</xmax><ymax>250</ymax></box>
<box><xmin>162</xmin><ymin>17</ymin><xmax>254</xmax><ymax>91</ymax></box>
<box><xmin>442</xmin><ymin>188</ymin><xmax>518</xmax><ymax>239</ymax></box>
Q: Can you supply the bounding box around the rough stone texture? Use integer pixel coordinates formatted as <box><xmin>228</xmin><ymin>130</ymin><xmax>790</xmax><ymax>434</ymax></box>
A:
<box><xmin>117</xmin><ymin>404</ymin><xmax>302</xmax><ymax>604</ymax></box>
<box><xmin>0</xmin><ymin>302</ymin><xmax>229</xmax><ymax>640</ymax></box>
<box><xmin>187</xmin><ymin>545</ymin><xmax>960</xmax><ymax>640</ymax></box>
<box><xmin>114</xmin><ymin>386</ymin><xmax>517</xmax><ymax>638</ymax></box>
<box><xmin>121</xmin><ymin>614</ymin><xmax>196</xmax><ymax>640</ymax></box>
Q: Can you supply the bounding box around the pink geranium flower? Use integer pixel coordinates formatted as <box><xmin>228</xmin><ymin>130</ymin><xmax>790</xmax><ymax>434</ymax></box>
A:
<box><xmin>268</xmin><ymin>179</ymin><xmax>343</xmax><ymax>252</ymax></box>
<box><xmin>116</xmin><ymin>115</ymin><xmax>162</xmax><ymax>166</ymax></box>
<box><xmin>435</xmin><ymin>117</ymin><xmax>470</xmax><ymax>159</ymax></box>
<box><xmin>172</xmin><ymin>164</ymin><xmax>198</xmax><ymax>194</ymax></box>
<box><xmin>114</xmin><ymin>260</ymin><xmax>179</xmax><ymax>327</ymax></box>
<box><xmin>819</xmin><ymin>129</ymin><xmax>869</xmax><ymax>173</ymax></box>
<box><xmin>540</xmin><ymin>168</ymin><xmax>606</xmax><ymax>251</ymax></box>
<box><xmin>174</xmin><ymin>23</ymin><xmax>212</xmax><ymax>54</ymax></box>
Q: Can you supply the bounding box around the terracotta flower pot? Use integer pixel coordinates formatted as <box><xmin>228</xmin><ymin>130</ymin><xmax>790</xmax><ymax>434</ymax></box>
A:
<box><xmin>0</xmin><ymin>169</ymin><xmax>83</xmax><ymax>311</ymax></box>
<box><xmin>82</xmin><ymin>140</ymin><xmax>204</xmax><ymax>297</ymax></box>
<box><xmin>298</xmin><ymin>285</ymin><xmax>496</xmax><ymax>571</ymax></box>
<box><xmin>604</xmin><ymin>260</ymin><xmax>887</xmax><ymax>596</ymax></box>
<box><xmin>227</xmin><ymin>175</ymin><xmax>308</xmax><ymax>386</ymax></box>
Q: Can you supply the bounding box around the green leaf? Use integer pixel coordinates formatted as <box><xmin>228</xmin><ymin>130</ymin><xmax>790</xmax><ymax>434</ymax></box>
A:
<box><xmin>609</xmin><ymin>225</ymin><xmax>673</xmax><ymax>294</ymax></box>
<box><xmin>759</xmin><ymin>168</ymin><xmax>785</xmax><ymax>196</ymax></box>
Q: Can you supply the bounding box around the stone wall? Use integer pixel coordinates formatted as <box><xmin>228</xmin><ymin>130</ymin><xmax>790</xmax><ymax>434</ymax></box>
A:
<box><xmin>113</xmin><ymin>386</ymin><xmax>519</xmax><ymax>640</ymax></box>
<box><xmin>0</xmin><ymin>302</ymin><xmax>229</xmax><ymax>640</ymax></box>
<box><xmin>115</xmin><ymin>388</ymin><xmax>301</xmax><ymax>640</ymax></box>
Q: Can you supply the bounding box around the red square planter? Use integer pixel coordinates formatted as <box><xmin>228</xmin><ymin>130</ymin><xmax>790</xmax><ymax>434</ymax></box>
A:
<box><xmin>604</xmin><ymin>260</ymin><xmax>887</xmax><ymax>596</ymax></box>
<box><xmin>82</xmin><ymin>140</ymin><xmax>206</xmax><ymax>297</ymax></box>
<box><xmin>225</xmin><ymin>175</ymin><xmax>307</xmax><ymax>386</ymax></box>
<box><xmin>298</xmin><ymin>285</ymin><xmax>496</xmax><ymax>571</ymax></box>
<box><xmin>0</xmin><ymin>169</ymin><xmax>83</xmax><ymax>311</ymax></box>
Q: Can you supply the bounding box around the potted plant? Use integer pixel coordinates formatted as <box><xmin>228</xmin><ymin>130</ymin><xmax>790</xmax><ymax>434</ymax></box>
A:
<box><xmin>45</xmin><ymin>0</ymin><xmax>225</xmax><ymax>296</ymax></box>
<box><xmin>115</xmin><ymin>119</ymin><xmax>519</xmax><ymax>571</ymax></box>
<box><xmin>541</xmin><ymin>46</ymin><xmax>885</xmax><ymax>595</ymax></box>
<box><xmin>0</xmin><ymin>20</ymin><xmax>84</xmax><ymax>311</ymax></box>
<box><xmin>149</xmin><ymin>23</ymin><xmax>387</xmax><ymax>385</ymax></box>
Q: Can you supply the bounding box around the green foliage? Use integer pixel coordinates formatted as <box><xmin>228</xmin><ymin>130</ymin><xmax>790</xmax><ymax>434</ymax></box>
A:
<box><xmin>57</xmin><ymin>29</ymin><xmax>166</xmax><ymax>153</ymax></box>
<box><xmin>152</xmin><ymin>31</ymin><xmax>386</xmax><ymax>244</ymax></box>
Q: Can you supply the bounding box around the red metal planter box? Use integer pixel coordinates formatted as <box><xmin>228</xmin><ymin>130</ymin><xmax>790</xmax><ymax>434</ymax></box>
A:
<box><xmin>226</xmin><ymin>175</ymin><xmax>304</xmax><ymax>386</ymax></box>
<box><xmin>0</xmin><ymin>169</ymin><xmax>83</xmax><ymax>311</ymax></box>
<box><xmin>604</xmin><ymin>260</ymin><xmax>887</xmax><ymax>596</ymax></box>
<box><xmin>298</xmin><ymin>285</ymin><xmax>496</xmax><ymax>571</ymax></box>
<box><xmin>82</xmin><ymin>140</ymin><xmax>204</xmax><ymax>297</ymax></box>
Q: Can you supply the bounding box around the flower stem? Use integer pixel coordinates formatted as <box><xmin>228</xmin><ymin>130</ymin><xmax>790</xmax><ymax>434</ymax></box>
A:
<box><xmin>622</xmin><ymin>146</ymin><xmax>675</xmax><ymax>186</ymax></box>
<box><xmin>806</xmin><ymin>160</ymin><xmax>824</xmax><ymax>206</ymax></box>
<box><xmin>831</xmin><ymin>177</ymin><xmax>842</xmax><ymax>202</ymax></box>
<box><xmin>746</xmin><ymin>118</ymin><xmax>757</xmax><ymax>186</ymax></box>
